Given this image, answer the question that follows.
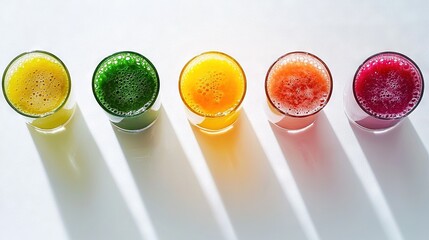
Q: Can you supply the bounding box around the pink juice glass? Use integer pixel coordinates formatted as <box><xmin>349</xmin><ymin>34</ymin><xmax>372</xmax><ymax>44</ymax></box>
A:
<box><xmin>344</xmin><ymin>52</ymin><xmax>424</xmax><ymax>131</ymax></box>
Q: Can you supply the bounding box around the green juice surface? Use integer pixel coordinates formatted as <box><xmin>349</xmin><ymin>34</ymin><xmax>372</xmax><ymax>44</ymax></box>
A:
<box><xmin>93</xmin><ymin>52</ymin><xmax>159</xmax><ymax>116</ymax></box>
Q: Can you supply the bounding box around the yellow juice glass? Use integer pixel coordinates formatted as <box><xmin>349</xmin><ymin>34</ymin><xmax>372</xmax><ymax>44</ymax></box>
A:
<box><xmin>2</xmin><ymin>51</ymin><xmax>75</xmax><ymax>133</ymax></box>
<box><xmin>179</xmin><ymin>51</ymin><xmax>246</xmax><ymax>133</ymax></box>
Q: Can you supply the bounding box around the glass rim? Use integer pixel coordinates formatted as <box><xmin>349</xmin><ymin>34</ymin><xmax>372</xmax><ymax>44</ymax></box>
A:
<box><xmin>178</xmin><ymin>51</ymin><xmax>247</xmax><ymax>119</ymax></box>
<box><xmin>265</xmin><ymin>51</ymin><xmax>333</xmax><ymax>118</ymax></box>
<box><xmin>92</xmin><ymin>51</ymin><xmax>160</xmax><ymax>117</ymax></box>
<box><xmin>2</xmin><ymin>50</ymin><xmax>72</xmax><ymax>119</ymax></box>
<box><xmin>352</xmin><ymin>51</ymin><xmax>425</xmax><ymax>120</ymax></box>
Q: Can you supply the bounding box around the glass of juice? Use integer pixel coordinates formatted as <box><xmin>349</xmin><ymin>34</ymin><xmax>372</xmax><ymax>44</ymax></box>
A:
<box><xmin>2</xmin><ymin>50</ymin><xmax>76</xmax><ymax>133</ymax></box>
<box><xmin>92</xmin><ymin>51</ymin><xmax>161</xmax><ymax>132</ymax></box>
<box><xmin>265</xmin><ymin>52</ymin><xmax>333</xmax><ymax>131</ymax></box>
<box><xmin>179</xmin><ymin>51</ymin><xmax>246</xmax><ymax>133</ymax></box>
<box><xmin>344</xmin><ymin>52</ymin><xmax>424</xmax><ymax>131</ymax></box>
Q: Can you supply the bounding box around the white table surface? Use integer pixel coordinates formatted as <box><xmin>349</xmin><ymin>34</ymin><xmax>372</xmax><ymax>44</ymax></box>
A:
<box><xmin>1</xmin><ymin>0</ymin><xmax>428</xmax><ymax>239</ymax></box>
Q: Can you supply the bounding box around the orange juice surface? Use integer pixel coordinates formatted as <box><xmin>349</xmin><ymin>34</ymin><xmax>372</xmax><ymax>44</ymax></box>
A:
<box><xmin>4</xmin><ymin>53</ymin><xmax>70</xmax><ymax>117</ymax></box>
<box><xmin>179</xmin><ymin>52</ymin><xmax>246</xmax><ymax>130</ymax></box>
<box><xmin>266</xmin><ymin>53</ymin><xmax>331</xmax><ymax>116</ymax></box>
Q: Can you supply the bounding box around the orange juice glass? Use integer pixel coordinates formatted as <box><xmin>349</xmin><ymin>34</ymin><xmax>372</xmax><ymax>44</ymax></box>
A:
<box><xmin>179</xmin><ymin>51</ymin><xmax>246</xmax><ymax>133</ymax></box>
<box><xmin>265</xmin><ymin>52</ymin><xmax>333</xmax><ymax>131</ymax></box>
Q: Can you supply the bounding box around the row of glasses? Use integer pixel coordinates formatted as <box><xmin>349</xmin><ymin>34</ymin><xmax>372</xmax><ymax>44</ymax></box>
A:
<box><xmin>2</xmin><ymin>50</ymin><xmax>424</xmax><ymax>134</ymax></box>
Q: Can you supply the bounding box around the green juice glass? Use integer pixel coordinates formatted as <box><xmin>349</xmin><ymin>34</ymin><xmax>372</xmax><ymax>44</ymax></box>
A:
<box><xmin>92</xmin><ymin>51</ymin><xmax>161</xmax><ymax>132</ymax></box>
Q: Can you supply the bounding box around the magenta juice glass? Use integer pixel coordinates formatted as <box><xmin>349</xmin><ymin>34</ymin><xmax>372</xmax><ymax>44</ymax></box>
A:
<box><xmin>344</xmin><ymin>52</ymin><xmax>424</xmax><ymax>131</ymax></box>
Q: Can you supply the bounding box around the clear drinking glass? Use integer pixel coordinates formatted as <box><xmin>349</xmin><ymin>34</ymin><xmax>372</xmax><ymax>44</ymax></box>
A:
<box><xmin>179</xmin><ymin>51</ymin><xmax>247</xmax><ymax>133</ymax></box>
<box><xmin>265</xmin><ymin>51</ymin><xmax>333</xmax><ymax>131</ymax></box>
<box><xmin>344</xmin><ymin>52</ymin><xmax>424</xmax><ymax>132</ymax></box>
<box><xmin>2</xmin><ymin>50</ymin><xmax>76</xmax><ymax>133</ymax></box>
<box><xmin>92</xmin><ymin>51</ymin><xmax>161</xmax><ymax>133</ymax></box>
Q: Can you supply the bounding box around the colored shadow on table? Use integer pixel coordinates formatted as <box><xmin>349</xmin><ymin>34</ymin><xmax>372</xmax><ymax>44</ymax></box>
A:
<box><xmin>29</xmin><ymin>106</ymin><xmax>141</xmax><ymax>240</ymax></box>
<box><xmin>272</xmin><ymin>112</ymin><xmax>387</xmax><ymax>240</ymax></box>
<box><xmin>352</xmin><ymin>118</ymin><xmax>429</xmax><ymax>240</ymax></box>
<box><xmin>192</xmin><ymin>110</ymin><xmax>307</xmax><ymax>240</ymax></box>
<box><xmin>114</xmin><ymin>107</ymin><xmax>224</xmax><ymax>240</ymax></box>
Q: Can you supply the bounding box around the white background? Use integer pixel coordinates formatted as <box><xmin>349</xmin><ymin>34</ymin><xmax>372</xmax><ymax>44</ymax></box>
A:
<box><xmin>1</xmin><ymin>0</ymin><xmax>429</xmax><ymax>240</ymax></box>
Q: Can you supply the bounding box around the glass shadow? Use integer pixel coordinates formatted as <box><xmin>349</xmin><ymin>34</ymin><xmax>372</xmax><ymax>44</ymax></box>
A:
<box><xmin>272</xmin><ymin>112</ymin><xmax>387</xmax><ymax>240</ymax></box>
<box><xmin>28</xmin><ymin>106</ymin><xmax>141</xmax><ymax>240</ymax></box>
<box><xmin>114</xmin><ymin>107</ymin><xmax>223</xmax><ymax>240</ymax></box>
<box><xmin>192</xmin><ymin>110</ymin><xmax>307</xmax><ymax>240</ymax></box>
<box><xmin>351</xmin><ymin>118</ymin><xmax>429</xmax><ymax>240</ymax></box>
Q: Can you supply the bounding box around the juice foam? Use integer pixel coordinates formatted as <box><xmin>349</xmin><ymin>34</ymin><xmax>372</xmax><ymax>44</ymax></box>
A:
<box><xmin>354</xmin><ymin>53</ymin><xmax>423</xmax><ymax>119</ymax></box>
<box><xmin>93</xmin><ymin>52</ymin><xmax>159</xmax><ymax>116</ymax></box>
<box><xmin>266</xmin><ymin>53</ymin><xmax>332</xmax><ymax>116</ymax></box>
<box><xmin>4</xmin><ymin>53</ymin><xmax>70</xmax><ymax>117</ymax></box>
<box><xmin>180</xmin><ymin>52</ymin><xmax>246</xmax><ymax>117</ymax></box>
